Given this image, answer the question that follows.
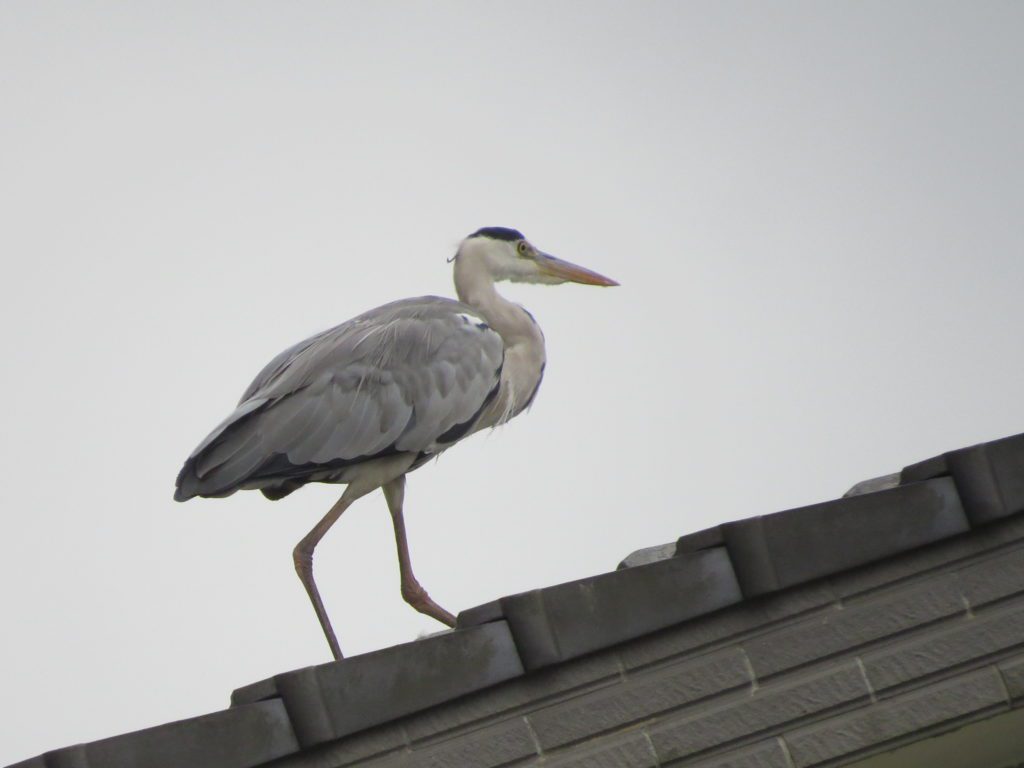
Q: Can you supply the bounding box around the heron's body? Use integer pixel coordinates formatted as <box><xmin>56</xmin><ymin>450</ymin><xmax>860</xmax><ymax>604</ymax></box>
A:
<box><xmin>175</xmin><ymin>227</ymin><xmax>615</xmax><ymax>659</ymax></box>
<box><xmin>174</xmin><ymin>295</ymin><xmax>542</xmax><ymax>501</ymax></box>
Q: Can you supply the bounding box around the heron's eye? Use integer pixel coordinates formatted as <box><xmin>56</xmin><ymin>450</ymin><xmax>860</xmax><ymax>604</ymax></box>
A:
<box><xmin>516</xmin><ymin>241</ymin><xmax>529</xmax><ymax>257</ymax></box>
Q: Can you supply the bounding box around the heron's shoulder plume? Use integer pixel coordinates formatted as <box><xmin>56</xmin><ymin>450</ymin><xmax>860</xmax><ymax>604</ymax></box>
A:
<box><xmin>468</xmin><ymin>226</ymin><xmax>524</xmax><ymax>242</ymax></box>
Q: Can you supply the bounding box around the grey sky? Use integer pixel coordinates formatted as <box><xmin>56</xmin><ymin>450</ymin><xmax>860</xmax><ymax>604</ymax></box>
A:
<box><xmin>2</xmin><ymin>1</ymin><xmax>1023</xmax><ymax>763</ymax></box>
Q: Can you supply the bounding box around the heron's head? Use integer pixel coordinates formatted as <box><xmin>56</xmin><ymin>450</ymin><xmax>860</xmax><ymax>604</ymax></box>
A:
<box><xmin>453</xmin><ymin>226</ymin><xmax>618</xmax><ymax>287</ymax></box>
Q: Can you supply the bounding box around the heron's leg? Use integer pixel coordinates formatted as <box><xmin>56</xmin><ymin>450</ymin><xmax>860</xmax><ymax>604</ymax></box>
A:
<box><xmin>293</xmin><ymin>485</ymin><xmax>361</xmax><ymax>661</ymax></box>
<box><xmin>382</xmin><ymin>477</ymin><xmax>456</xmax><ymax>627</ymax></box>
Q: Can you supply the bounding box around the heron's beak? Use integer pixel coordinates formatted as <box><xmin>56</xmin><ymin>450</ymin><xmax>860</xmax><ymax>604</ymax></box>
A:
<box><xmin>536</xmin><ymin>253</ymin><xmax>619</xmax><ymax>286</ymax></box>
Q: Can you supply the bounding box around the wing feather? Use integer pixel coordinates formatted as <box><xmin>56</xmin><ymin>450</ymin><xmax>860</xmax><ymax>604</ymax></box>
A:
<box><xmin>257</xmin><ymin>387</ymin><xmax>320</xmax><ymax>451</ymax></box>
<box><xmin>195</xmin><ymin>428</ymin><xmax>260</xmax><ymax>479</ymax></box>
<box><xmin>175</xmin><ymin>296</ymin><xmax>504</xmax><ymax>500</ymax></box>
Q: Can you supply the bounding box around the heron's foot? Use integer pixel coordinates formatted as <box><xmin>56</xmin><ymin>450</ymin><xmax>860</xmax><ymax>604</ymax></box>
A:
<box><xmin>402</xmin><ymin>579</ymin><xmax>456</xmax><ymax>627</ymax></box>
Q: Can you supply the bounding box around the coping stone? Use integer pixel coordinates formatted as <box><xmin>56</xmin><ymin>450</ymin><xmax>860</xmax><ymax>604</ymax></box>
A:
<box><xmin>675</xmin><ymin>525</ymin><xmax>727</xmax><ymax>554</ymax></box>
<box><xmin>16</xmin><ymin>699</ymin><xmax>297</xmax><ymax>768</ymax></box>
<box><xmin>901</xmin><ymin>454</ymin><xmax>949</xmax><ymax>484</ymax></box>
<box><xmin>456</xmin><ymin>600</ymin><xmax>504</xmax><ymax>629</ymax></box>
<box><xmin>617</xmin><ymin>541</ymin><xmax>677</xmax><ymax>570</ymax></box>
<box><xmin>830</xmin><ymin>512</ymin><xmax>1024</xmax><ymax>600</ymax></box>
<box><xmin>461</xmin><ymin>547</ymin><xmax>742</xmax><ymax>670</ymax></box>
<box><xmin>231</xmin><ymin>675</ymin><xmax>280</xmax><ymax>707</ymax></box>
<box><xmin>720</xmin><ymin>477</ymin><xmax>969</xmax><ymax>597</ymax></box>
<box><xmin>260</xmin><ymin>621</ymin><xmax>524</xmax><ymax>748</ymax></box>
<box><xmin>947</xmin><ymin>433</ymin><xmax>1024</xmax><ymax>525</ymax></box>
<box><xmin>6</xmin><ymin>759</ymin><xmax>46</xmax><ymax>768</ymax></box>
<box><xmin>900</xmin><ymin>432</ymin><xmax>1024</xmax><ymax>525</ymax></box>
<box><xmin>843</xmin><ymin>472</ymin><xmax>901</xmax><ymax>498</ymax></box>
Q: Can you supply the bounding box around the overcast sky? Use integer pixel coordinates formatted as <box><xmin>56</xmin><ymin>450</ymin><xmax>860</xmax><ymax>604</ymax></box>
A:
<box><xmin>2</xmin><ymin>1</ymin><xmax>1023</xmax><ymax>763</ymax></box>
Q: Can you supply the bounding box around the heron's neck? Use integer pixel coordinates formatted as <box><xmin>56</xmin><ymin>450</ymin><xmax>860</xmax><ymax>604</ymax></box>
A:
<box><xmin>454</xmin><ymin>258</ymin><xmax>547</xmax><ymax>426</ymax></box>
<box><xmin>454</xmin><ymin>263</ymin><xmax>540</xmax><ymax>346</ymax></box>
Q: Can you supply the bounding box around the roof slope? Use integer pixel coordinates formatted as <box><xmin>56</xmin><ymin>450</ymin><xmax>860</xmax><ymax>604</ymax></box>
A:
<box><xmin>9</xmin><ymin>430</ymin><xmax>1024</xmax><ymax>768</ymax></box>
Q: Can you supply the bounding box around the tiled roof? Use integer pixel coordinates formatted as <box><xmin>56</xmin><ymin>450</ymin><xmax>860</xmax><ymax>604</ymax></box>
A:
<box><xmin>9</xmin><ymin>430</ymin><xmax>1024</xmax><ymax>768</ymax></box>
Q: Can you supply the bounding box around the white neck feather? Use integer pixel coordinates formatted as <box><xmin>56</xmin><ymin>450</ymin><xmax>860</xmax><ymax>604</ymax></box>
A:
<box><xmin>453</xmin><ymin>242</ymin><xmax>537</xmax><ymax>344</ymax></box>
<box><xmin>453</xmin><ymin>240</ymin><xmax>547</xmax><ymax>425</ymax></box>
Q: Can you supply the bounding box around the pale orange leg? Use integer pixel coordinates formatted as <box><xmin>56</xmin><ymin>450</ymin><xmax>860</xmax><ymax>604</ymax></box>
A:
<box><xmin>292</xmin><ymin>490</ymin><xmax>356</xmax><ymax>661</ymax></box>
<box><xmin>383</xmin><ymin>477</ymin><xmax>456</xmax><ymax>626</ymax></box>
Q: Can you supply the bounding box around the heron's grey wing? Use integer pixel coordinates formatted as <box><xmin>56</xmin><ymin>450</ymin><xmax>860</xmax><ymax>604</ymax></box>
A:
<box><xmin>237</xmin><ymin>332</ymin><xmax>328</xmax><ymax>405</ymax></box>
<box><xmin>175</xmin><ymin>297</ymin><xmax>504</xmax><ymax>500</ymax></box>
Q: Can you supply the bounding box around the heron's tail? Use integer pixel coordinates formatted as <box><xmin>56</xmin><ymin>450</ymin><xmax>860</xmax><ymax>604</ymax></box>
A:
<box><xmin>174</xmin><ymin>460</ymin><xmax>201</xmax><ymax>501</ymax></box>
<box><xmin>174</xmin><ymin>450</ymin><xmax>252</xmax><ymax>501</ymax></box>
<box><xmin>173</xmin><ymin>398</ymin><xmax>271</xmax><ymax>501</ymax></box>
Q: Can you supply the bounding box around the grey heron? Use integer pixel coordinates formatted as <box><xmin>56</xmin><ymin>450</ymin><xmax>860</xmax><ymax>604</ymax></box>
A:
<box><xmin>174</xmin><ymin>227</ymin><xmax>617</xmax><ymax>659</ymax></box>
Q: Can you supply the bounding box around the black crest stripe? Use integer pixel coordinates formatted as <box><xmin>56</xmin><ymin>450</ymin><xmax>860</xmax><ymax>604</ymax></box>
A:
<box><xmin>468</xmin><ymin>226</ymin><xmax>524</xmax><ymax>242</ymax></box>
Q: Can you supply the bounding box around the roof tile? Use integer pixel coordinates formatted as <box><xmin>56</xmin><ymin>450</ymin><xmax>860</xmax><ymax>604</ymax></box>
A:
<box><xmin>744</xmin><ymin>574</ymin><xmax>966</xmax><ymax>678</ymax></box>
<box><xmin>527</xmin><ymin>647</ymin><xmax>750</xmax><ymax>749</ymax></box>
<box><xmin>647</xmin><ymin>663</ymin><xmax>869</xmax><ymax>763</ymax></box>
<box><xmin>864</xmin><ymin>600</ymin><xmax>1024</xmax><ymax>692</ymax></box>
<box><xmin>785</xmin><ymin>667</ymin><xmax>1009</xmax><ymax>767</ymax></box>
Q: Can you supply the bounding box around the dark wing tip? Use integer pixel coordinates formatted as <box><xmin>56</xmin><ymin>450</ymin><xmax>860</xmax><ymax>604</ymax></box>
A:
<box><xmin>174</xmin><ymin>458</ymin><xmax>199</xmax><ymax>502</ymax></box>
<box><xmin>261</xmin><ymin>483</ymin><xmax>298</xmax><ymax>501</ymax></box>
